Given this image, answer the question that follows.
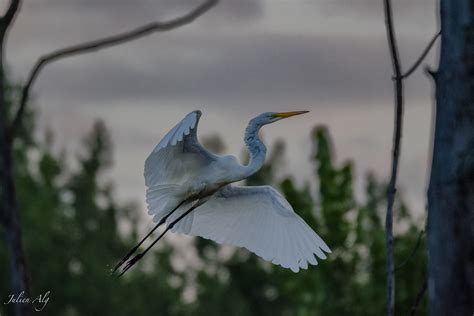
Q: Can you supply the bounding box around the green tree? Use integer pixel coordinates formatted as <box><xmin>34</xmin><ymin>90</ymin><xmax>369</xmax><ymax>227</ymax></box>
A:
<box><xmin>190</xmin><ymin>127</ymin><xmax>427</xmax><ymax>316</ymax></box>
<box><xmin>1</xmin><ymin>82</ymin><xmax>427</xmax><ymax>314</ymax></box>
<box><xmin>1</xmin><ymin>83</ymin><xmax>186</xmax><ymax>315</ymax></box>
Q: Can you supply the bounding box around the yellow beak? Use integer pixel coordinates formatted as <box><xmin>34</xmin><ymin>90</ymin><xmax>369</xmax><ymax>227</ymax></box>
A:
<box><xmin>272</xmin><ymin>111</ymin><xmax>309</xmax><ymax>119</ymax></box>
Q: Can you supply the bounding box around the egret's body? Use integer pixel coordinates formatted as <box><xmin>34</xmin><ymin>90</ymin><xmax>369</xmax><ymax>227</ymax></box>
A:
<box><xmin>113</xmin><ymin>110</ymin><xmax>330</xmax><ymax>275</ymax></box>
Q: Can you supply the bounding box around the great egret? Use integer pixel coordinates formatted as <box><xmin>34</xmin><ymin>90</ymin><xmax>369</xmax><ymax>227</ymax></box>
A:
<box><xmin>113</xmin><ymin>110</ymin><xmax>330</xmax><ymax>275</ymax></box>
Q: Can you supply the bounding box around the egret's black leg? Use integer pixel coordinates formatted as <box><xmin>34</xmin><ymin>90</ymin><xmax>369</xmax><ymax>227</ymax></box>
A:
<box><xmin>119</xmin><ymin>200</ymin><xmax>203</xmax><ymax>276</ymax></box>
<box><xmin>111</xmin><ymin>200</ymin><xmax>186</xmax><ymax>274</ymax></box>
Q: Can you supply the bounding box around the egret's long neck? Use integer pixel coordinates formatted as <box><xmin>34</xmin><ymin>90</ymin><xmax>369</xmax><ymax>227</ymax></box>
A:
<box><xmin>242</xmin><ymin>119</ymin><xmax>267</xmax><ymax>177</ymax></box>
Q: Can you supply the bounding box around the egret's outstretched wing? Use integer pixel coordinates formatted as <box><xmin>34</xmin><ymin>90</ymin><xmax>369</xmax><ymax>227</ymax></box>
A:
<box><xmin>145</xmin><ymin>110</ymin><xmax>217</xmax><ymax>221</ymax></box>
<box><xmin>181</xmin><ymin>185</ymin><xmax>331</xmax><ymax>272</ymax></box>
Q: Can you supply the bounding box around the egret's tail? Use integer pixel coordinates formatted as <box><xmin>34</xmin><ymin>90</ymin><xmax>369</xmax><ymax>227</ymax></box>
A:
<box><xmin>146</xmin><ymin>184</ymin><xmax>181</xmax><ymax>223</ymax></box>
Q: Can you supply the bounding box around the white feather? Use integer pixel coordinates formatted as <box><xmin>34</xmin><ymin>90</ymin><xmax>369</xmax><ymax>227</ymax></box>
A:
<box><xmin>171</xmin><ymin>185</ymin><xmax>331</xmax><ymax>272</ymax></box>
<box><xmin>141</xmin><ymin>110</ymin><xmax>330</xmax><ymax>272</ymax></box>
<box><xmin>144</xmin><ymin>111</ymin><xmax>218</xmax><ymax>223</ymax></box>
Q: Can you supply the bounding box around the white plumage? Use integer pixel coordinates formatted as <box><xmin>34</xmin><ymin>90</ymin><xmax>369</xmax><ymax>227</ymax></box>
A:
<box><xmin>114</xmin><ymin>110</ymin><xmax>330</xmax><ymax>275</ymax></box>
<box><xmin>185</xmin><ymin>185</ymin><xmax>330</xmax><ymax>272</ymax></box>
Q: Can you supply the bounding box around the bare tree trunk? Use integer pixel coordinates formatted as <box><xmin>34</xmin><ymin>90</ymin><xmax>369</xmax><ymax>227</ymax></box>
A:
<box><xmin>0</xmin><ymin>9</ymin><xmax>32</xmax><ymax>316</ymax></box>
<box><xmin>427</xmin><ymin>1</ymin><xmax>474</xmax><ymax>315</ymax></box>
<box><xmin>0</xmin><ymin>134</ymin><xmax>32</xmax><ymax>316</ymax></box>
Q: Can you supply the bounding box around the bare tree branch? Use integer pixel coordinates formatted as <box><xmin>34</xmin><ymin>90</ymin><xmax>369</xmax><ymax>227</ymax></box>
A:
<box><xmin>381</xmin><ymin>7</ymin><xmax>440</xmax><ymax>316</ymax></box>
<box><xmin>9</xmin><ymin>0</ymin><xmax>218</xmax><ymax>138</ymax></box>
<box><xmin>409</xmin><ymin>277</ymin><xmax>428</xmax><ymax>316</ymax></box>
<box><xmin>382</xmin><ymin>0</ymin><xmax>404</xmax><ymax>315</ymax></box>
<box><xmin>0</xmin><ymin>0</ymin><xmax>20</xmax><ymax>30</ymax></box>
<box><xmin>395</xmin><ymin>230</ymin><xmax>424</xmax><ymax>272</ymax></box>
<box><xmin>401</xmin><ymin>31</ymin><xmax>441</xmax><ymax>79</ymax></box>
<box><xmin>424</xmin><ymin>65</ymin><xmax>437</xmax><ymax>82</ymax></box>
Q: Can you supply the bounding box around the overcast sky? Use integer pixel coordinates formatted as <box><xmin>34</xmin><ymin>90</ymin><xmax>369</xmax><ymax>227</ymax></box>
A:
<box><xmin>3</xmin><ymin>0</ymin><xmax>439</xmax><ymax>217</ymax></box>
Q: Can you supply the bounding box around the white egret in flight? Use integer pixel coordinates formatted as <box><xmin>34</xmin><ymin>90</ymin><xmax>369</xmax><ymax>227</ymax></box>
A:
<box><xmin>113</xmin><ymin>110</ymin><xmax>330</xmax><ymax>276</ymax></box>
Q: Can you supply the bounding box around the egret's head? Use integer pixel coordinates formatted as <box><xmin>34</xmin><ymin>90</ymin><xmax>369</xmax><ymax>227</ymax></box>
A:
<box><xmin>253</xmin><ymin>111</ymin><xmax>309</xmax><ymax>126</ymax></box>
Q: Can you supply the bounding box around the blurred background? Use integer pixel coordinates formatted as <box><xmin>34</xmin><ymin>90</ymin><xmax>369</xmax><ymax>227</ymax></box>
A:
<box><xmin>1</xmin><ymin>0</ymin><xmax>437</xmax><ymax>314</ymax></box>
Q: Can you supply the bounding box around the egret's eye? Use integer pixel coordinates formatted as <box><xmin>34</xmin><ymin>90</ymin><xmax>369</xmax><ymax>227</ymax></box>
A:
<box><xmin>114</xmin><ymin>109</ymin><xmax>327</xmax><ymax>277</ymax></box>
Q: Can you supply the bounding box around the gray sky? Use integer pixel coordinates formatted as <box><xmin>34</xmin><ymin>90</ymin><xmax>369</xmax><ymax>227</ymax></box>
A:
<box><xmin>4</xmin><ymin>0</ymin><xmax>438</xmax><ymax>217</ymax></box>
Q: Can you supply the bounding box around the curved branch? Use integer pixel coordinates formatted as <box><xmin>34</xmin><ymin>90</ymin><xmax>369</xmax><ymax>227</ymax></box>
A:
<box><xmin>9</xmin><ymin>0</ymin><xmax>218</xmax><ymax>138</ymax></box>
<box><xmin>1</xmin><ymin>0</ymin><xmax>20</xmax><ymax>30</ymax></box>
<box><xmin>409</xmin><ymin>277</ymin><xmax>428</xmax><ymax>316</ymax></box>
<box><xmin>401</xmin><ymin>31</ymin><xmax>441</xmax><ymax>79</ymax></box>
<box><xmin>395</xmin><ymin>230</ymin><xmax>424</xmax><ymax>272</ymax></box>
<box><xmin>382</xmin><ymin>0</ymin><xmax>403</xmax><ymax>315</ymax></box>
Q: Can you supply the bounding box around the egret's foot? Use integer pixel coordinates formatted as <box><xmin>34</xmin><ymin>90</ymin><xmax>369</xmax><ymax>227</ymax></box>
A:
<box><xmin>119</xmin><ymin>253</ymin><xmax>143</xmax><ymax>277</ymax></box>
<box><xmin>111</xmin><ymin>245</ymin><xmax>140</xmax><ymax>274</ymax></box>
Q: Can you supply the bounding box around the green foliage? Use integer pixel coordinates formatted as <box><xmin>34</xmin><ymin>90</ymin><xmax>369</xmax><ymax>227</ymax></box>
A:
<box><xmin>1</xmin><ymin>83</ymin><xmax>427</xmax><ymax>315</ymax></box>
<box><xmin>190</xmin><ymin>127</ymin><xmax>427</xmax><ymax>316</ymax></box>
<box><xmin>1</xmin><ymin>83</ymin><xmax>186</xmax><ymax>315</ymax></box>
